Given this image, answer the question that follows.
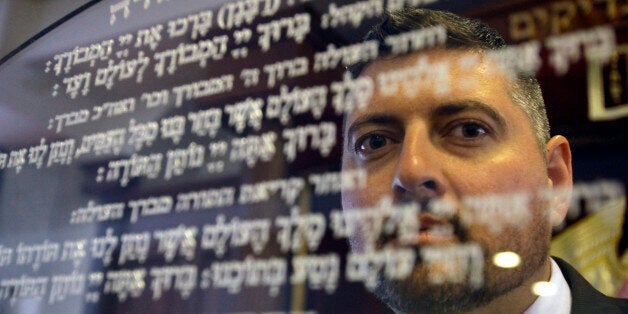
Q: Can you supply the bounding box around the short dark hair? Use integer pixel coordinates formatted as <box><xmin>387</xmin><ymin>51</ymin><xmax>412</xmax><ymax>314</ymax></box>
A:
<box><xmin>348</xmin><ymin>9</ymin><xmax>550</xmax><ymax>149</ymax></box>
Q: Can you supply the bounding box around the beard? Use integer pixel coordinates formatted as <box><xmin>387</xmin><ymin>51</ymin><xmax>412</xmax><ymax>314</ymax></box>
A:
<box><xmin>370</xmin><ymin>208</ymin><xmax>551</xmax><ymax>314</ymax></box>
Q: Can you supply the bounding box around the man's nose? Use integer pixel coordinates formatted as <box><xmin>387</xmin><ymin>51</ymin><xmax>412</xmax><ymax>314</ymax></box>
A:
<box><xmin>392</xmin><ymin>130</ymin><xmax>446</xmax><ymax>202</ymax></box>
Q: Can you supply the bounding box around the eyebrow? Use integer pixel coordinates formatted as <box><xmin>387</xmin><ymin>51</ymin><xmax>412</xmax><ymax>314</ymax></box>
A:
<box><xmin>345</xmin><ymin>114</ymin><xmax>401</xmax><ymax>148</ymax></box>
<box><xmin>345</xmin><ymin>100</ymin><xmax>507</xmax><ymax>145</ymax></box>
<box><xmin>431</xmin><ymin>101</ymin><xmax>507</xmax><ymax>130</ymax></box>
<box><xmin>346</xmin><ymin>114</ymin><xmax>401</xmax><ymax>137</ymax></box>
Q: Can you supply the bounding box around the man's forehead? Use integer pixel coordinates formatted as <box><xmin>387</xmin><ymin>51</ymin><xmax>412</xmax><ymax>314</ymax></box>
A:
<box><xmin>346</xmin><ymin>49</ymin><xmax>515</xmax><ymax>122</ymax></box>
<box><xmin>360</xmin><ymin>48</ymin><xmax>498</xmax><ymax>78</ymax></box>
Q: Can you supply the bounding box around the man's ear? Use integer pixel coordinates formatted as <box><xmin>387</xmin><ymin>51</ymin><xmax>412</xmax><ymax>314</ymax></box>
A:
<box><xmin>545</xmin><ymin>135</ymin><xmax>573</xmax><ymax>226</ymax></box>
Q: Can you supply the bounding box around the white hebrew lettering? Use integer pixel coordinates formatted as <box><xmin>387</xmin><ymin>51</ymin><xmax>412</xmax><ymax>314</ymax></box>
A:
<box><xmin>330</xmin><ymin>72</ymin><xmax>374</xmax><ymax>115</ymax></box>
<box><xmin>200</xmin><ymin>214</ymin><xmax>271</xmax><ymax>257</ymax></box>
<box><xmin>28</xmin><ymin>138</ymin><xmax>48</xmax><ymax>169</ymax></box>
<box><xmin>377</xmin><ymin>55</ymin><xmax>451</xmax><ymax>97</ymax></box>
<box><xmin>105</xmin><ymin>153</ymin><xmax>163</xmax><ymax>187</ymax></box>
<box><xmin>188</xmin><ymin>10</ymin><xmax>213</xmax><ymax>40</ymax></box>
<box><xmin>239</xmin><ymin>177</ymin><xmax>305</xmax><ymax>205</ymax></box>
<box><xmin>229</xmin><ymin>131</ymin><xmax>277</xmax><ymax>168</ymax></box>
<box><xmin>461</xmin><ymin>192</ymin><xmax>532</xmax><ymax>234</ymax></box>
<box><xmin>48</xmin><ymin>40</ymin><xmax>114</xmax><ymax>75</ymax></box>
<box><xmin>263</xmin><ymin>57</ymin><xmax>309</xmax><ymax>88</ymax></box>
<box><xmin>171</xmin><ymin>75</ymin><xmax>234</xmax><ymax>107</ymax></box>
<box><xmin>167</xmin><ymin>16</ymin><xmax>189</xmax><ymax>38</ymax></box>
<box><xmin>141</xmin><ymin>89</ymin><xmax>170</xmax><ymax>108</ymax></box>
<box><xmin>51</xmin><ymin>109</ymin><xmax>90</xmax><ymax>133</ymax></box>
<box><xmin>346</xmin><ymin>248</ymin><xmax>416</xmax><ymax>290</ymax></box>
<box><xmin>110</xmin><ymin>0</ymin><xmax>131</xmax><ymax>25</ymax></box>
<box><xmin>60</xmin><ymin>239</ymin><xmax>87</xmax><ymax>268</ymax></box>
<box><xmin>94</xmin><ymin>97</ymin><xmax>136</xmax><ymax>120</ymax></box>
<box><xmin>487</xmin><ymin>40</ymin><xmax>542</xmax><ymax>77</ymax></box>
<box><xmin>119</xmin><ymin>33</ymin><xmax>134</xmax><ymax>46</ymax></box>
<box><xmin>0</xmin><ymin>246</ymin><xmax>12</xmax><ymax>267</ymax></box>
<box><xmin>0</xmin><ymin>153</ymin><xmax>7</xmax><ymax>170</ymax></box>
<box><xmin>103</xmin><ymin>269</ymin><xmax>146</xmax><ymax>301</ymax></box>
<box><xmin>188</xmin><ymin>108</ymin><xmax>222</xmax><ymax>138</ymax></box>
<box><xmin>160</xmin><ymin>115</ymin><xmax>186</xmax><ymax>145</ymax></box>
<box><xmin>329</xmin><ymin>198</ymin><xmax>419</xmax><ymax>250</ymax></box>
<box><xmin>266</xmin><ymin>84</ymin><xmax>328</xmax><ymax>125</ymax></box>
<box><xmin>91</xmin><ymin>228</ymin><xmax>118</xmax><ymax>266</ymax></box>
<box><xmin>281</xmin><ymin>122</ymin><xmax>336</xmax><ymax>162</ymax></box>
<box><xmin>384</xmin><ymin>25</ymin><xmax>447</xmax><ymax>55</ymax></box>
<box><xmin>0</xmin><ymin>275</ymin><xmax>48</xmax><ymax>305</ymax></box>
<box><xmin>291</xmin><ymin>253</ymin><xmax>340</xmax><ymax>293</ymax></box>
<box><xmin>275</xmin><ymin>207</ymin><xmax>326</xmax><ymax>253</ymax></box>
<box><xmin>175</xmin><ymin>186</ymin><xmax>235</xmax><ymax>212</ymax></box>
<box><xmin>62</xmin><ymin>72</ymin><xmax>91</xmax><ymax>98</ymax></box>
<box><xmin>386</xmin><ymin>0</ymin><xmax>438</xmax><ymax>11</ymax></box>
<box><xmin>419</xmin><ymin>243</ymin><xmax>484</xmax><ymax>288</ymax></box>
<box><xmin>49</xmin><ymin>271</ymin><xmax>86</xmax><ymax>305</ymax></box>
<box><xmin>208</xmin><ymin>140</ymin><xmax>229</xmax><ymax>158</ymax></box>
<box><xmin>153</xmin><ymin>224</ymin><xmax>198</xmax><ymax>263</ymax></box>
<box><xmin>546</xmin><ymin>26</ymin><xmax>616</xmax><ymax>75</ymax></box>
<box><xmin>233</xmin><ymin>28</ymin><xmax>253</xmax><ymax>46</ymax></box>
<box><xmin>240</xmin><ymin>68</ymin><xmax>260</xmax><ymax>87</ymax></box>
<box><xmin>307</xmin><ymin>169</ymin><xmax>367</xmax><ymax>195</ymax></box>
<box><xmin>15</xmin><ymin>240</ymin><xmax>60</xmax><ymax>271</ymax></box>
<box><xmin>257</xmin><ymin>13</ymin><xmax>311</xmax><ymax>52</ymax></box>
<box><xmin>224</xmin><ymin>97</ymin><xmax>264</xmax><ymax>133</ymax></box>
<box><xmin>128</xmin><ymin>196</ymin><xmax>173</xmax><ymax>224</ymax></box>
<box><xmin>164</xmin><ymin>142</ymin><xmax>205</xmax><ymax>180</ymax></box>
<box><xmin>153</xmin><ymin>35</ymin><xmax>229</xmax><ymax>77</ymax></box>
<box><xmin>564</xmin><ymin>180</ymin><xmax>625</xmax><ymax>218</ymax></box>
<box><xmin>47</xmin><ymin>139</ymin><xmax>76</xmax><ymax>167</ymax></box>
<box><xmin>94</xmin><ymin>51</ymin><xmax>150</xmax><ymax>89</ymax></box>
<box><xmin>7</xmin><ymin>149</ymin><xmax>27</xmax><ymax>173</ymax></box>
<box><xmin>217</xmin><ymin>0</ymin><xmax>280</xmax><ymax>30</ymax></box>
<box><xmin>205</xmin><ymin>256</ymin><xmax>286</xmax><ymax>296</ymax></box>
<box><xmin>149</xmin><ymin>265</ymin><xmax>197</xmax><ymax>300</ymax></box>
<box><xmin>118</xmin><ymin>232</ymin><xmax>151</xmax><ymax>265</ymax></box>
<box><xmin>75</xmin><ymin>128</ymin><xmax>126</xmax><ymax>158</ymax></box>
<box><xmin>313</xmin><ymin>41</ymin><xmax>379</xmax><ymax>72</ymax></box>
<box><xmin>321</xmin><ymin>0</ymin><xmax>383</xmax><ymax>29</ymax></box>
<box><xmin>135</xmin><ymin>24</ymin><xmax>163</xmax><ymax>51</ymax></box>
<box><xmin>127</xmin><ymin>119</ymin><xmax>159</xmax><ymax>151</ymax></box>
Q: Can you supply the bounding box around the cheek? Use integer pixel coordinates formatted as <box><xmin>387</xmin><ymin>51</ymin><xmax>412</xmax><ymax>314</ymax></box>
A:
<box><xmin>342</xmin><ymin>156</ymin><xmax>397</xmax><ymax>209</ymax></box>
<box><xmin>463</xmin><ymin>150</ymin><xmax>547</xmax><ymax>195</ymax></box>
<box><xmin>343</xmin><ymin>172</ymin><xmax>391</xmax><ymax>209</ymax></box>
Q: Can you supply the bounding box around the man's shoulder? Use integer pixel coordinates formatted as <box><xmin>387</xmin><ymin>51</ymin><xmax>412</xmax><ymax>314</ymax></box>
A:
<box><xmin>552</xmin><ymin>256</ymin><xmax>628</xmax><ymax>313</ymax></box>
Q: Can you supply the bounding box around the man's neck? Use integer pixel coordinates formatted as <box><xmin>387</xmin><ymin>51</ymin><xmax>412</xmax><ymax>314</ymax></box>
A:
<box><xmin>465</xmin><ymin>257</ymin><xmax>551</xmax><ymax>314</ymax></box>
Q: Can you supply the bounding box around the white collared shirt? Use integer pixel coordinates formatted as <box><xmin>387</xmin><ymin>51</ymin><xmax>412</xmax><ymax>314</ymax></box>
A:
<box><xmin>524</xmin><ymin>258</ymin><xmax>572</xmax><ymax>314</ymax></box>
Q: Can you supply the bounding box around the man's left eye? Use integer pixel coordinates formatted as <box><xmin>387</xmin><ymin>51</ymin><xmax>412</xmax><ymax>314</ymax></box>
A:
<box><xmin>449</xmin><ymin>122</ymin><xmax>489</xmax><ymax>139</ymax></box>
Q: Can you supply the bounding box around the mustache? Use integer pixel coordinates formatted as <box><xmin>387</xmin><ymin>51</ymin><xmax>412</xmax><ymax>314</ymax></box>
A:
<box><xmin>374</xmin><ymin>198</ymin><xmax>470</xmax><ymax>249</ymax></box>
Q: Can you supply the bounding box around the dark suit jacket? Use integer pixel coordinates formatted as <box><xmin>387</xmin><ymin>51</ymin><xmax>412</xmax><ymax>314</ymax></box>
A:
<box><xmin>553</xmin><ymin>256</ymin><xmax>628</xmax><ymax>313</ymax></box>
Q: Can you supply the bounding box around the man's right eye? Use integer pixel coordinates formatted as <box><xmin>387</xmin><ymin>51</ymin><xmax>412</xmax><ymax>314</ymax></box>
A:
<box><xmin>354</xmin><ymin>134</ymin><xmax>393</xmax><ymax>159</ymax></box>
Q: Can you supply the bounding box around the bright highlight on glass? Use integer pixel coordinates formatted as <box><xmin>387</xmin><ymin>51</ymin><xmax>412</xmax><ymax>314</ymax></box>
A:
<box><xmin>532</xmin><ymin>281</ymin><xmax>558</xmax><ymax>296</ymax></box>
<box><xmin>492</xmin><ymin>251</ymin><xmax>521</xmax><ymax>268</ymax></box>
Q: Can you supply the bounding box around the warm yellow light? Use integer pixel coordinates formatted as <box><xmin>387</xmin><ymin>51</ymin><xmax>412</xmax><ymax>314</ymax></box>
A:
<box><xmin>532</xmin><ymin>281</ymin><xmax>557</xmax><ymax>296</ymax></box>
<box><xmin>492</xmin><ymin>251</ymin><xmax>521</xmax><ymax>268</ymax></box>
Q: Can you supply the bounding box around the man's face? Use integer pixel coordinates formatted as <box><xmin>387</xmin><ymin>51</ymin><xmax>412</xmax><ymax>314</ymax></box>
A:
<box><xmin>341</xmin><ymin>50</ymin><xmax>555</xmax><ymax>312</ymax></box>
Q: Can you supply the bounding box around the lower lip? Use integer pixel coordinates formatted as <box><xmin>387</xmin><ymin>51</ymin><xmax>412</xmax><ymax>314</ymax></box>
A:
<box><xmin>419</xmin><ymin>232</ymin><xmax>458</xmax><ymax>244</ymax></box>
<box><xmin>395</xmin><ymin>231</ymin><xmax>458</xmax><ymax>246</ymax></box>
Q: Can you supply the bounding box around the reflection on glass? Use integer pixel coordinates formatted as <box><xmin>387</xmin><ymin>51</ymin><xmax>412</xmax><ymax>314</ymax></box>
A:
<box><xmin>492</xmin><ymin>251</ymin><xmax>521</xmax><ymax>269</ymax></box>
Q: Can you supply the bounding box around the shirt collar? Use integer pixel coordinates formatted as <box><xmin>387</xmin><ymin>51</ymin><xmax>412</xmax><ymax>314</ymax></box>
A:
<box><xmin>524</xmin><ymin>258</ymin><xmax>572</xmax><ymax>314</ymax></box>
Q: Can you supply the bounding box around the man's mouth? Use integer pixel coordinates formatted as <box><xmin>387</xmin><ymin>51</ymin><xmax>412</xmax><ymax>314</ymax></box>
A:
<box><xmin>383</xmin><ymin>213</ymin><xmax>459</xmax><ymax>247</ymax></box>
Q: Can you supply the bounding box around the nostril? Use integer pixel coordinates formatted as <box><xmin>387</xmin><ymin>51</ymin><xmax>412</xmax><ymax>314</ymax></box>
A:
<box><xmin>423</xmin><ymin>180</ymin><xmax>436</xmax><ymax>190</ymax></box>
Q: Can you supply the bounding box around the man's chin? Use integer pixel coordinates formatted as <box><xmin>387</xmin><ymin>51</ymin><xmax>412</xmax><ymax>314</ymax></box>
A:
<box><xmin>373</xmin><ymin>267</ymin><xmax>485</xmax><ymax>313</ymax></box>
<box><xmin>373</xmin><ymin>261</ymin><xmax>527</xmax><ymax>314</ymax></box>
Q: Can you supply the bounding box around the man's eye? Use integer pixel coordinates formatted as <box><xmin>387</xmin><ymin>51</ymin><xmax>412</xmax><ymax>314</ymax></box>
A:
<box><xmin>355</xmin><ymin>134</ymin><xmax>391</xmax><ymax>155</ymax></box>
<box><xmin>450</xmin><ymin>122</ymin><xmax>489</xmax><ymax>139</ymax></box>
